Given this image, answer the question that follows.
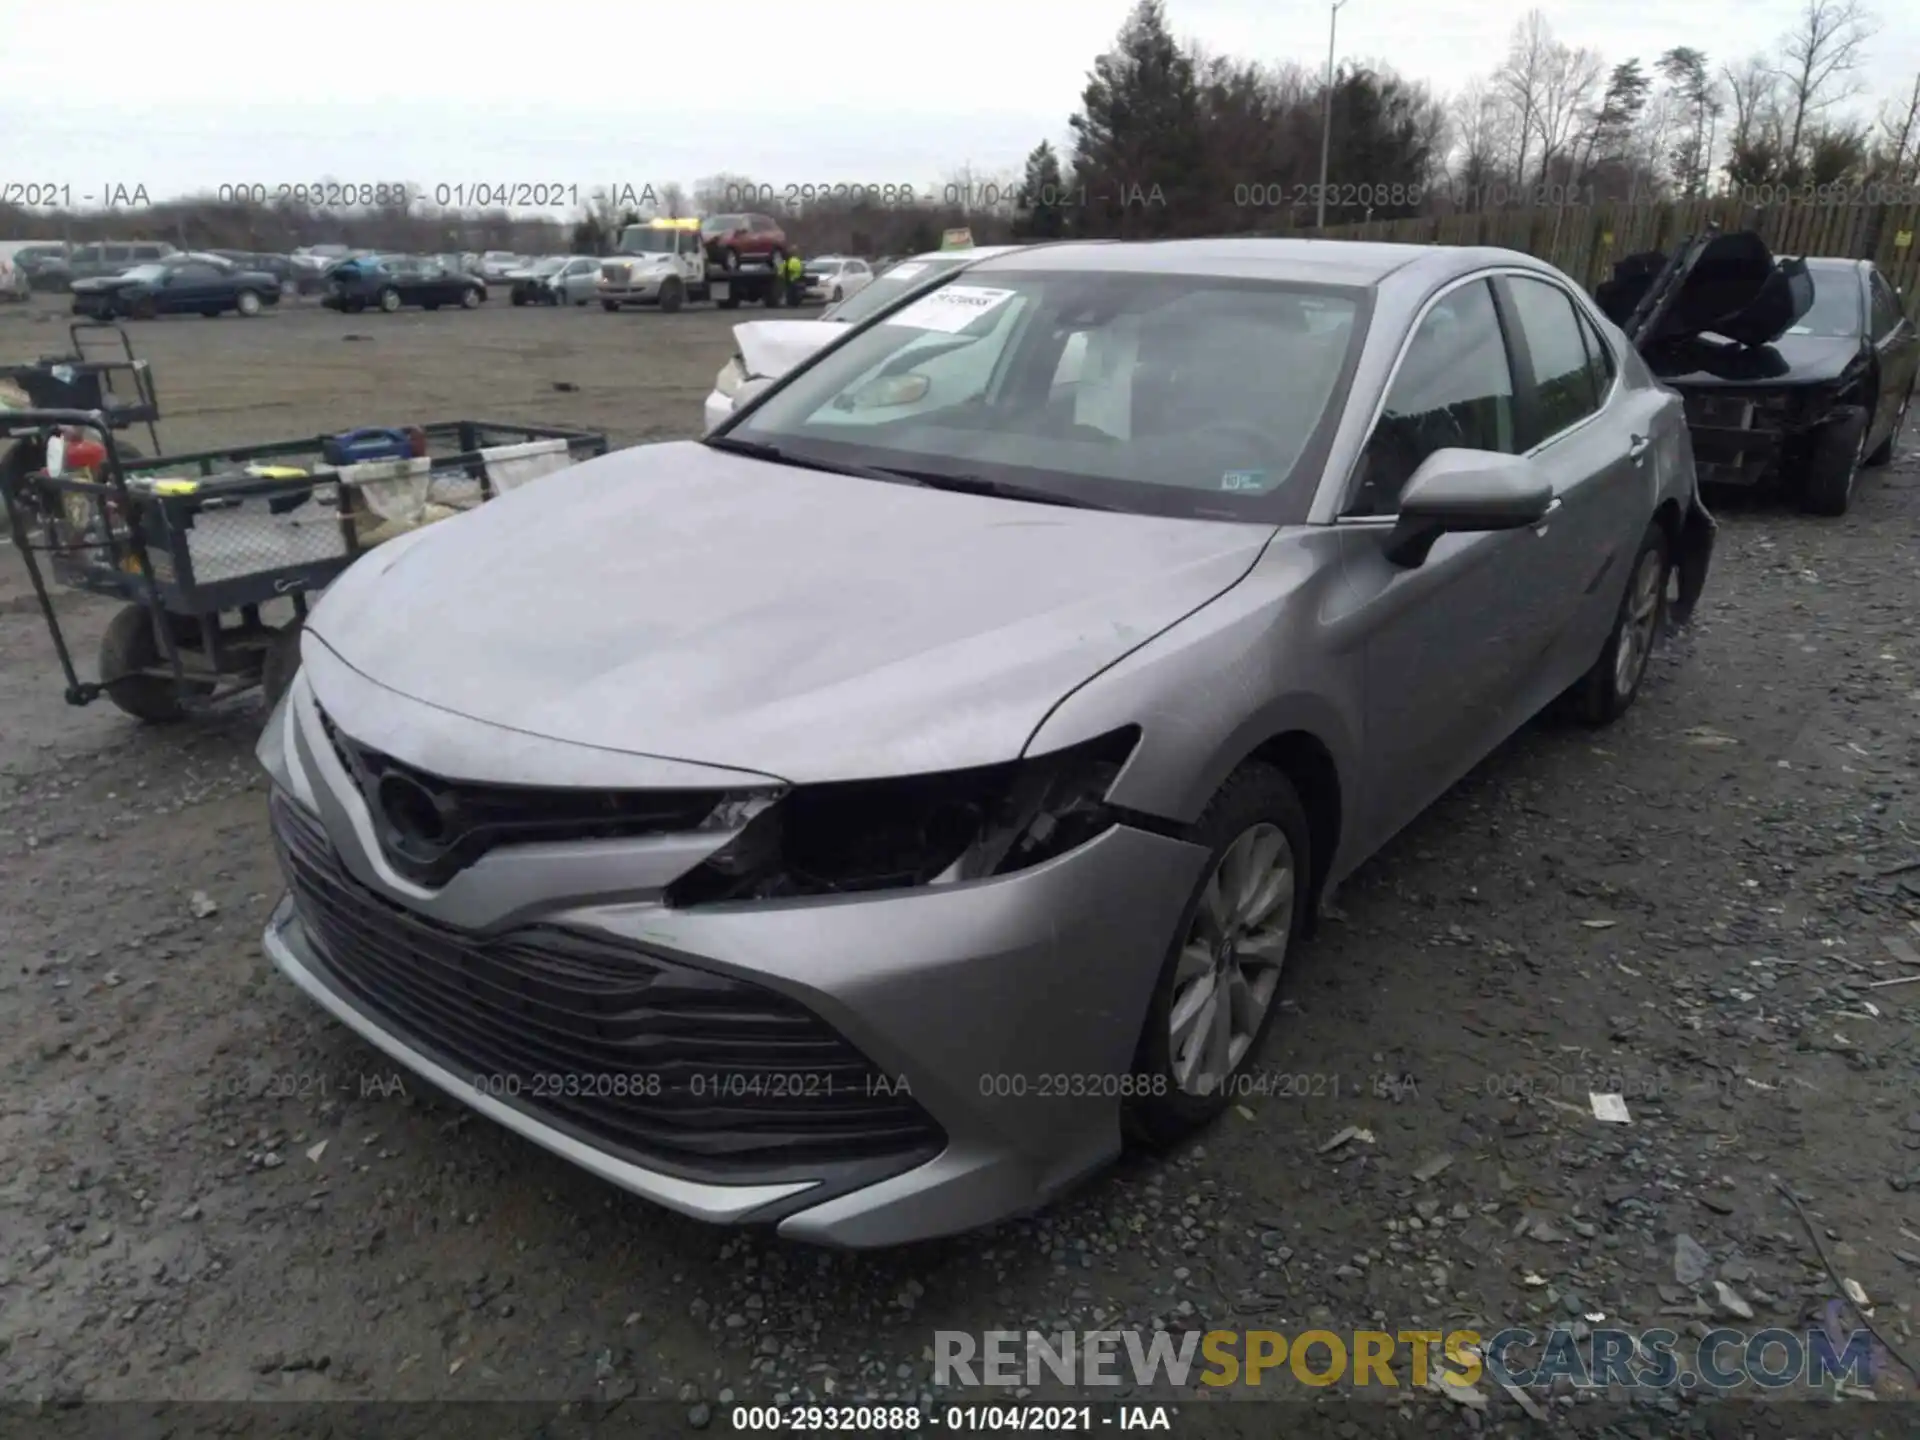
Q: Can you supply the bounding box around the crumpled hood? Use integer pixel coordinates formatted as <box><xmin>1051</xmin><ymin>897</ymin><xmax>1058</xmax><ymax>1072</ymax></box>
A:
<box><xmin>735</xmin><ymin>319</ymin><xmax>845</xmax><ymax>380</ymax></box>
<box><xmin>306</xmin><ymin>441</ymin><xmax>1272</xmax><ymax>782</ymax></box>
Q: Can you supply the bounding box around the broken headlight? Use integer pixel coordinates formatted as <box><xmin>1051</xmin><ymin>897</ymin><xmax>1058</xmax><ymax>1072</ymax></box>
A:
<box><xmin>668</xmin><ymin>726</ymin><xmax>1140</xmax><ymax>905</ymax></box>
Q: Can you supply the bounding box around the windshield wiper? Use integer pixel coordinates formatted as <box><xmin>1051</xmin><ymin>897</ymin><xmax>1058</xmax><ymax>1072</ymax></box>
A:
<box><xmin>867</xmin><ymin>468</ymin><xmax>1116</xmax><ymax>512</ymax></box>
<box><xmin>702</xmin><ymin>435</ymin><xmax>923</xmax><ymax>486</ymax></box>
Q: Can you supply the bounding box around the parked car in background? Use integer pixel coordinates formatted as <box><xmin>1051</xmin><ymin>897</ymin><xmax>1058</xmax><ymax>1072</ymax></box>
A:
<box><xmin>209</xmin><ymin>250</ymin><xmax>303</xmax><ymax>293</ymax></box>
<box><xmin>704</xmin><ymin>245</ymin><xmax>1032</xmax><ymax>429</ymax></box>
<box><xmin>69</xmin><ymin>252</ymin><xmax>281</xmax><ymax>319</ymax></box>
<box><xmin>0</xmin><ymin>253</ymin><xmax>27</xmax><ymax>302</ymax></box>
<box><xmin>62</xmin><ymin>240</ymin><xmax>176</xmax><ymax>284</ymax></box>
<box><xmin>545</xmin><ymin>255</ymin><xmax>602</xmax><ymax>306</ymax></box>
<box><xmin>322</xmin><ymin>254</ymin><xmax>487</xmax><ymax>313</ymax></box>
<box><xmin>700</xmin><ymin>213</ymin><xmax>786</xmax><ymax>272</ymax></box>
<box><xmin>802</xmin><ymin>256</ymin><xmax>875</xmax><ymax>304</ymax></box>
<box><xmin>1598</xmin><ymin>245</ymin><xmax>1917</xmax><ymax>517</ymax></box>
<box><xmin>507</xmin><ymin>256</ymin><xmax>569</xmax><ymax>305</ymax></box>
<box><xmin>478</xmin><ymin>252</ymin><xmax>525</xmax><ymax>283</ymax></box>
<box><xmin>8</xmin><ymin>243</ymin><xmax>72</xmax><ymax>291</ymax></box>
<box><xmin>260</xmin><ymin>238</ymin><xmax>1715</xmax><ymax>1246</ymax></box>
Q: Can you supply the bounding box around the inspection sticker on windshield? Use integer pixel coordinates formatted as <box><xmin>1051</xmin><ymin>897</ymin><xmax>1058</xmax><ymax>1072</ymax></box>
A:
<box><xmin>1220</xmin><ymin>469</ymin><xmax>1267</xmax><ymax>492</ymax></box>
<box><xmin>888</xmin><ymin>285</ymin><xmax>1017</xmax><ymax>333</ymax></box>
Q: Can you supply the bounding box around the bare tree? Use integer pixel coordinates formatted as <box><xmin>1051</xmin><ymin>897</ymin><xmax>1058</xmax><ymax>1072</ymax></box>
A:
<box><xmin>1449</xmin><ymin>78</ymin><xmax>1515</xmax><ymax>200</ymax></box>
<box><xmin>1874</xmin><ymin>74</ymin><xmax>1920</xmax><ymax>181</ymax></box>
<box><xmin>1723</xmin><ymin>55</ymin><xmax>1782</xmax><ymax>150</ymax></box>
<box><xmin>657</xmin><ymin>182</ymin><xmax>689</xmax><ymax>218</ymax></box>
<box><xmin>1496</xmin><ymin>11</ymin><xmax>1555</xmax><ymax>187</ymax></box>
<box><xmin>1773</xmin><ymin>0</ymin><xmax>1877</xmax><ymax>166</ymax></box>
<box><xmin>1535</xmin><ymin>42</ymin><xmax>1606</xmax><ymax>185</ymax></box>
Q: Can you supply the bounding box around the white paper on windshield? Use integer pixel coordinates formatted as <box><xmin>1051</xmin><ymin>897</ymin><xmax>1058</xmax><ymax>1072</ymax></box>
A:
<box><xmin>887</xmin><ymin>285</ymin><xmax>1017</xmax><ymax>333</ymax></box>
<box><xmin>884</xmin><ymin>262</ymin><xmax>927</xmax><ymax>282</ymax></box>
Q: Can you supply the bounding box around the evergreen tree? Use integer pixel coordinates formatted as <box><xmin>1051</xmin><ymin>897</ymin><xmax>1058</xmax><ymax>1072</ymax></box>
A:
<box><xmin>1013</xmin><ymin>141</ymin><xmax>1069</xmax><ymax>238</ymax></box>
<box><xmin>1067</xmin><ymin>0</ymin><xmax>1204</xmax><ymax>238</ymax></box>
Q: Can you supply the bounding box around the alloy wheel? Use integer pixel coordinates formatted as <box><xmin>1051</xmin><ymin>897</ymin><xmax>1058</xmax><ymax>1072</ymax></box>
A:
<box><xmin>1613</xmin><ymin>545</ymin><xmax>1664</xmax><ymax>697</ymax></box>
<box><xmin>1168</xmin><ymin>822</ymin><xmax>1294</xmax><ymax>1096</ymax></box>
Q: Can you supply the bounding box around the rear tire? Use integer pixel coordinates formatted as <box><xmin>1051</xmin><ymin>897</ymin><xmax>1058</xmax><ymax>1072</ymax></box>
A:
<box><xmin>462</xmin><ymin>286</ymin><xmax>482</xmax><ymax>307</ymax></box>
<box><xmin>236</xmin><ymin>289</ymin><xmax>263</xmax><ymax>317</ymax></box>
<box><xmin>1568</xmin><ymin>519</ymin><xmax>1668</xmax><ymax>726</ymax></box>
<box><xmin>601</xmin><ymin>300</ymin><xmax>619</xmax><ymax>312</ymax></box>
<box><xmin>378</xmin><ymin>287</ymin><xmax>402</xmax><ymax>313</ymax></box>
<box><xmin>1863</xmin><ymin>383</ymin><xmax>1911</xmax><ymax>468</ymax></box>
<box><xmin>1124</xmin><ymin>763</ymin><xmax>1310</xmax><ymax>1147</ymax></box>
<box><xmin>1799</xmin><ymin>404</ymin><xmax>1868</xmax><ymax>516</ymax></box>
<box><xmin>98</xmin><ymin>605</ymin><xmax>210</xmax><ymax>723</ymax></box>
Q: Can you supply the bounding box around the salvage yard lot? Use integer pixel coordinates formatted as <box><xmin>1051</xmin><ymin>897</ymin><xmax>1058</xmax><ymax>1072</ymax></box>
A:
<box><xmin>1</xmin><ymin>290</ymin><xmax>1917</xmax><ymax>1425</ymax></box>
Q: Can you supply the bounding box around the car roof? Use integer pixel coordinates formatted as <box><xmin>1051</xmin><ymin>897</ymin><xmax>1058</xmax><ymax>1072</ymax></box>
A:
<box><xmin>960</xmin><ymin>237</ymin><xmax>1568</xmax><ymax>290</ymax></box>
<box><xmin>901</xmin><ymin>244</ymin><xmax>1030</xmax><ymax>264</ymax></box>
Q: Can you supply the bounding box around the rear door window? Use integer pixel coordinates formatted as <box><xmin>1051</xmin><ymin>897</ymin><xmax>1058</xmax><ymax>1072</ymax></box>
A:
<box><xmin>1504</xmin><ymin>276</ymin><xmax>1603</xmax><ymax>445</ymax></box>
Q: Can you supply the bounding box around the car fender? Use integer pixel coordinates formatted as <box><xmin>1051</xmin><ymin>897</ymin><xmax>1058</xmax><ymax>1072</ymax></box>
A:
<box><xmin>1022</xmin><ymin>528</ymin><xmax>1362</xmax><ymax>841</ymax></box>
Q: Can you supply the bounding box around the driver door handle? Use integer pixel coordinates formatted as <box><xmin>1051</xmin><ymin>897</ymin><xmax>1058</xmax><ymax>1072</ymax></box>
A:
<box><xmin>1627</xmin><ymin>433</ymin><xmax>1651</xmax><ymax>464</ymax></box>
<box><xmin>1533</xmin><ymin>496</ymin><xmax>1563</xmax><ymax>535</ymax></box>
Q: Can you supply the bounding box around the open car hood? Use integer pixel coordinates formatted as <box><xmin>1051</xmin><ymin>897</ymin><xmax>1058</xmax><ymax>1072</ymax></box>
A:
<box><xmin>1594</xmin><ymin>230</ymin><xmax>1814</xmax><ymax>351</ymax></box>
<box><xmin>735</xmin><ymin>320</ymin><xmax>845</xmax><ymax>381</ymax></box>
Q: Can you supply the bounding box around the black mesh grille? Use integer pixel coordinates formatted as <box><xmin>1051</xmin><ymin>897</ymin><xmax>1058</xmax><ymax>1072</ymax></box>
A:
<box><xmin>314</xmin><ymin>705</ymin><xmax>741</xmax><ymax>888</ymax></box>
<box><xmin>269</xmin><ymin>792</ymin><xmax>943</xmax><ymax>1178</ymax></box>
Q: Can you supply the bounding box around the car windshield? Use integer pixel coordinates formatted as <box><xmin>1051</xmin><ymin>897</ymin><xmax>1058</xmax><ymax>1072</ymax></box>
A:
<box><xmin>531</xmin><ymin>257</ymin><xmax>568</xmax><ymax>274</ymax></box>
<box><xmin>812</xmin><ymin>259</ymin><xmax>842</xmax><ymax>272</ymax></box>
<box><xmin>120</xmin><ymin>264</ymin><xmax>167</xmax><ymax>282</ymax></box>
<box><xmin>822</xmin><ymin>255</ymin><xmax>971</xmax><ymax>323</ymax></box>
<box><xmin>1786</xmin><ymin>267</ymin><xmax>1861</xmax><ymax>339</ymax></box>
<box><xmin>723</xmin><ymin>269</ymin><xmax>1367</xmax><ymax>521</ymax></box>
<box><xmin>616</xmin><ymin>227</ymin><xmax>684</xmax><ymax>255</ymax></box>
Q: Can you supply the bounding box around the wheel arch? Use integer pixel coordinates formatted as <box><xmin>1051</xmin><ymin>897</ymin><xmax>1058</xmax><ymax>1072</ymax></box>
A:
<box><xmin>1236</xmin><ymin>728</ymin><xmax>1343</xmax><ymax>933</ymax></box>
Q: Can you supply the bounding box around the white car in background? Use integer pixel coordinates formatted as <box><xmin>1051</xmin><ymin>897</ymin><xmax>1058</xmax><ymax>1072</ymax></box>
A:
<box><xmin>803</xmin><ymin>256</ymin><xmax>874</xmax><ymax>303</ymax></box>
<box><xmin>703</xmin><ymin>245</ymin><xmax>1031</xmax><ymax>431</ymax></box>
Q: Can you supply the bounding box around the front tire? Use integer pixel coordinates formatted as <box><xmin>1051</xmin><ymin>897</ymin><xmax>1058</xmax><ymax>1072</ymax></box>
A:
<box><xmin>1124</xmin><ymin>763</ymin><xmax>1309</xmax><ymax>1146</ymax></box>
<box><xmin>601</xmin><ymin>300</ymin><xmax>619</xmax><ymax>312</ymax></box>
<box><xmin>1569</xmin><ymin>519</ymin><xmax>1668</xmax><ymax>726</ymax></box>
<box><xmin>1799</xmin><ymin>404</ymin><xmax>1869</xmax><ymax>515</ymax></box>
<box><xmin>658</xmin><ymin>277</ymin><xmax>685</xmax><ymax>313</ymax></box>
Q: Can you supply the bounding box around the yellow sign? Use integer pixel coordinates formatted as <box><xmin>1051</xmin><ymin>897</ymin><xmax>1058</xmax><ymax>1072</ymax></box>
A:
<box><xmin>1895</xmin><ymin>229</ymin><xmax>1913</xmax><ymax>250</ymax></box>
<box><xmin>649</xmin><ymin>217</ymin><xmax>701</xmax><ymax>231</ymax></box>
<box><xmin>941</xmin><ymin>228</ymin><xmax>974</xmax><ymax>250</ymax></box>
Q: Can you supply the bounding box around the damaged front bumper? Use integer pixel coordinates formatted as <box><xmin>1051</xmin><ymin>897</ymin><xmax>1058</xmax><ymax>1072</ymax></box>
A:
<box><xmin>257</xmin><ymin>665</ymin><xmax>1212</xmax><ymax>1247</ymax></box>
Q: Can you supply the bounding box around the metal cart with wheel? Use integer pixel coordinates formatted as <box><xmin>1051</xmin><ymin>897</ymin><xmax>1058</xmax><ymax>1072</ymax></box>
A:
<box><xmin>0</xmin><ymin>411</ymin><xmax>608</xmax><ymax>722</ymax></box>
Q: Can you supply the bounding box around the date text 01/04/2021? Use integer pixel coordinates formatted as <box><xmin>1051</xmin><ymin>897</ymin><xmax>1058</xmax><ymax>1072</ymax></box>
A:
<box><xmin>728</xmin><ymin>1403</ymin><xmax>1174</xmax><ymax>1431</ymax></box>
<box><xmin>206</xmin><ymin>182</ymin><xmax>662</xmax><ymax>211</ymax></box>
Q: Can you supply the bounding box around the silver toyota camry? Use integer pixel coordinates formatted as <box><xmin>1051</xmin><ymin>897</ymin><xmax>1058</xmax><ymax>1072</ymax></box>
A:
<box><xmin>258</xmin><ymin>238</ymin><xmax>1716</xmax><ymax>1247</ymax></box>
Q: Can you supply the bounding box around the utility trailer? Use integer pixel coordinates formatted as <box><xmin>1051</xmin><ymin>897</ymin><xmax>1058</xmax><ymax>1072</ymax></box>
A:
<box><xmin>0</xmin><ymin>404</ymin><xmax>607</xmax><ymax>723</ymax></box>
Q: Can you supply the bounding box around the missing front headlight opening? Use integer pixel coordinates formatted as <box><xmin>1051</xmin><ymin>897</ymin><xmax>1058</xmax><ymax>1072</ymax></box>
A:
<box><xmin>668</xmin><ymin>727</ymin><xmax>1140</xmax><ymax>905</ymax></box>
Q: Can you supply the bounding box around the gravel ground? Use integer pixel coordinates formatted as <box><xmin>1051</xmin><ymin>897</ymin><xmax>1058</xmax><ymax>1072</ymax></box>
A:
<box><xmin>1</xmin><ymin>291</ymin><xmax>1917</xmax><ymax>1436</ymax></box>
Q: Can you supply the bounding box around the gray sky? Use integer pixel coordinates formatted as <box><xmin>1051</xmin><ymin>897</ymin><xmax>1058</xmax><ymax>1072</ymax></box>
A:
<box><xmin>7</xmin><ymin>0</ymin><xmax>1915</xmax><ymax>213</ymax></box>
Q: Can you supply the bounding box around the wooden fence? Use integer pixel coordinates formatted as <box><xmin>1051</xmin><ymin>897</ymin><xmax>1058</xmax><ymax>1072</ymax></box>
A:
<box><xmin>1305</xmin><ymin>199</ymin><xmax>1920</xmax><ymax>315</ymax></box>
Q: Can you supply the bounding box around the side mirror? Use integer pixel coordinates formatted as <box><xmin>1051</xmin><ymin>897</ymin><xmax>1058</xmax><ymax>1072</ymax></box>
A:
<box><xmin>1383</xmin><ymin>449</ymin><xmax>1553</xmax><ymax>568</ymax></box>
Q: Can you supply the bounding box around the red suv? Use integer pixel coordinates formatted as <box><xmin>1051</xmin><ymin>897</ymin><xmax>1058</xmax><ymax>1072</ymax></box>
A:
<box><xmin>701</xmin><ymin>213</ymin><xmax>788</xmax><ymax>272</ymax></box>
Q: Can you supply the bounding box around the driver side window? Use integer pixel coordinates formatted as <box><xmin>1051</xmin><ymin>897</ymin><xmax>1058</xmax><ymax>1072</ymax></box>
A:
<box><xmin>1346</xmin><ymin>278</ymin><xmax>1515</xmax><ymax>518</ymax></box>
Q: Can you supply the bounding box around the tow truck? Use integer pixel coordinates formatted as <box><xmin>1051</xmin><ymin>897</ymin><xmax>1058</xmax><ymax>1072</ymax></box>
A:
<box><xmin>596</xmin><ymin>217</ymin><xmax>788</xmax><ymax>314</ymax></box>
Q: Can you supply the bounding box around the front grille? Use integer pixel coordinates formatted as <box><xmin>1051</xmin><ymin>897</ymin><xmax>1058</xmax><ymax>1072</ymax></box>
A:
<box><xmin>602</xmin><ymin>264</ymin><xmax>628</xmax><ymax>283</ymax></box>
<box><xmin>315</xmin><ymin>705</ymin><xmax>733</xmax><ymax>887</ymax></box>
<box><xmin>1684</xmin><ymin>391</ymin><xmax>1773</xmax><ymax>432</ymax></box>
<box><xmin>269</xmin><ymin>792</ymin><xmax>943</xmax><ymax>1178</ymax></box>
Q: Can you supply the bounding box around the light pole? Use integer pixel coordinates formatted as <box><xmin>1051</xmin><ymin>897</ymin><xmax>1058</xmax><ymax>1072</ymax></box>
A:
<box><xmin>1317</xmin><ymin>0</ymin><xmax>1348</xmax><ymax>230</ymax></box>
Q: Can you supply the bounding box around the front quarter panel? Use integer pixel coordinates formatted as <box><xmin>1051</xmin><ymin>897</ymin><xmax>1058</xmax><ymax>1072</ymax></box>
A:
<box><xmin>1025</xmin><ymin>527</ymin><xmax>1361</xmax><ymax>837</ymax></box>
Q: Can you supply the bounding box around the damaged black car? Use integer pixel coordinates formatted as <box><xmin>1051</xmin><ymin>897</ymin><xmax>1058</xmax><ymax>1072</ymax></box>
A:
<box><xmin>1596</xmin><ymin>231</ymin><xmax>1918</xmax><ymax>516</ymax></box>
